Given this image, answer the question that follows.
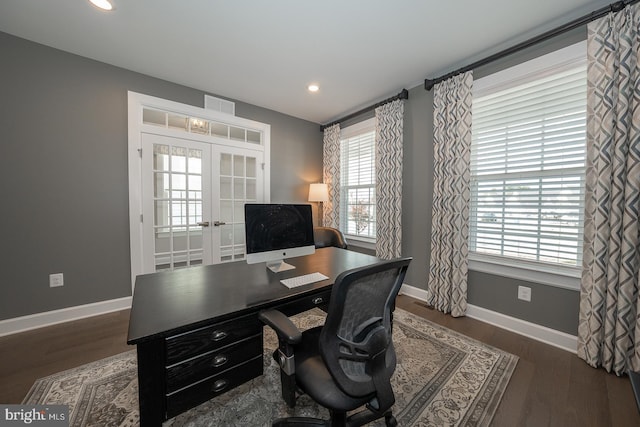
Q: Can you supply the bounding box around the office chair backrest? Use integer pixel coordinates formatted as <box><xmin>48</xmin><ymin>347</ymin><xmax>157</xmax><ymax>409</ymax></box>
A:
<box><xmin>319</xmin><ymin>257</ymin><xmax>411</xmax><ymax>400</ymax></box>
<box><xmin>314</xmin><ymin>226</ymin><xmax>348</xmax><ymax>249</ymax></box>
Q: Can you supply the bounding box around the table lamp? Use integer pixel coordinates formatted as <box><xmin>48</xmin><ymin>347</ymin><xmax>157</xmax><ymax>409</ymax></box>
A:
<box><xmin>308</xmin><ymin>183</ymin><xmax>329</xmax><ymax>226</ymax></box>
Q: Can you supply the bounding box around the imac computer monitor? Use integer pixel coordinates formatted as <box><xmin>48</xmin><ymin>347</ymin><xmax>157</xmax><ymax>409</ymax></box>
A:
<box><xmin>244</xmin><ymin>203</ymin><xmax>315</xmax><ymax>272</ymax></box>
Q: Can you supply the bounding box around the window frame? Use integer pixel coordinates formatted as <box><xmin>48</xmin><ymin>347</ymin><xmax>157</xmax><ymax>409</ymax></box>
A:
<box><xmin>469</xmin><ymin>41</ymin><xmax>587</xmax><ymax>290</ymax></box>
<box><xmin>339</xmin><ymin>117</ymin><xmax>377</xmax><ymax>246</ymax></box>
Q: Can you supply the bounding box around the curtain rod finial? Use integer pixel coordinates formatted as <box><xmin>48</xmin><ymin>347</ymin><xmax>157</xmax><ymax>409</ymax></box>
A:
<box><xmin>611</xmin><ymin>1</ymin><xmax>625</xmax><ymax>12</ymax></box>
<box><xmin>424</xmin><ymin>79</ymin><xmax>435</xmax><ymax>91</ymax></box>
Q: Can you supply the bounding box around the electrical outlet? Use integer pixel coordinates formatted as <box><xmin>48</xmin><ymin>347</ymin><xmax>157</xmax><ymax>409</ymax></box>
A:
<box><xmin>517</xmin><ymin>285</ymin><xmax>531</xmax><ymax>302</ymax></box>
<box><xmin>50</xmin><ymin>273</ymin><xmax>64</xmax><ymax>288</ymax></box>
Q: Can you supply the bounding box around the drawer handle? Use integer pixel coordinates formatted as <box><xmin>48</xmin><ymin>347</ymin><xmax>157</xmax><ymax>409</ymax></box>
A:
<box><xmin>312</xmin><ymin>297</ymin><xmax>324</xmax><ymax>305</ymax></box>
<box><xmin>211</xmin><ymin>330</ymin><xmax>228</xmax><ymax>341</ymax></box>
<box><xmin>212</xmin><ymin>354</ymin><xmax>228</xmax><ymax>368</ymax></box>
<box><xmin>212</xmin><ymin>379</ymin><xmax>228</xmax><ymax>393</ymax></box>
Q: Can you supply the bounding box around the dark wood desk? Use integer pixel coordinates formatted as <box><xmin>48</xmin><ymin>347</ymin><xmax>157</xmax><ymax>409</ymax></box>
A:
<box><xmin>127</xmin><ymin>247</ymin><xmax>380</xmax><ymax>426</ymax></box>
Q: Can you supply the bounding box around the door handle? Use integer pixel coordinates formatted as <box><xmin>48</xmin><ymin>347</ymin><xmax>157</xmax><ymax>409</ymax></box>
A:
<box><xmin>197</xmin><ymin>221</ymin><xmax>210</xmax><ymax>227</ymax></box>
<box><xmin>213</xmin><ymin>221</ymin><xmax>226</xmax><ymax>226</ymax></box>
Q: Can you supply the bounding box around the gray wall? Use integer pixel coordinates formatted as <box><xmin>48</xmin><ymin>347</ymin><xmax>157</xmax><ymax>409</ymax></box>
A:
<box><xmin>400</xmin><ymin>27</ymin><xmax>587</xmax><ymax>335</ymax></box>
<box><xmin>0</xmin><ymin>31</ymin><xmax>322</xmax><ymax>321</ymax></box>
<box><xmin>1</xmin><ymin>25</ymin><xmax>587</xmax><ymax>336</ymax></box>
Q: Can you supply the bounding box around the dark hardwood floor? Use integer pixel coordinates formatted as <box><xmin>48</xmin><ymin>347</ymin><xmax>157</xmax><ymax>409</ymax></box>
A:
<box><xmin>395</xmin><ymin>296</ymin><xmax>640</xmax><ymax>427</ymax></box>
<box><xmin>1</xmin><ymin>296</ymin><xmax>638</xmax><ymax>426</ymax></box>
<box><xmin>0</xmin><ymin>309</ymin><xmax>131</xmax><ymax>404</ymax></box>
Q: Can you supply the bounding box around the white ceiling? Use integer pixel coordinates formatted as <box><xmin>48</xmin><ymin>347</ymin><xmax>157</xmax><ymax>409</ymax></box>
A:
<box><xmin>0</xmin><ymin>0</ymin><xmax>612</xmax><ymax>124</ymax></box>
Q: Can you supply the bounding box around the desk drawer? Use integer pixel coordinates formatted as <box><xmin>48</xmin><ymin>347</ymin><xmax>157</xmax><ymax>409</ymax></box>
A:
<box><xmin>165</xmin><ymin>355</ymin><xmax>263</xmax><ymax>418</ymax></box>
<box><xmin>166</xmin><ymin>314</ymin><xmax>261</xmax><ymax>364</ymax></box>
<box><xmin>277</xmin><ymin>289</ymin><xmax>331</xmax><ymax>316</ymax></box>
<box><xmin>166</xmin><ymin>334</ymin><xmax>262</xmax><ymax>393</ymax></box>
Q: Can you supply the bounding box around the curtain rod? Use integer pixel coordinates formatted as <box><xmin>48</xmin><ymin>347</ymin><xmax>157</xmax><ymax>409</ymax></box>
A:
<box><xmin>424</xmin><ymin>0</ymin><xmax>638</xmax><ymax>91</ymax></box>
<box><xmin>320</xmin><ymin>89</ymin><xmax>409</xmax><ymax>132</ymax></box>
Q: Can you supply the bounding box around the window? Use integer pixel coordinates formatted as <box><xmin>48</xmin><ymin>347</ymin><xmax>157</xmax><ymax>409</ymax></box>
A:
<box><xmin>340</xmin><ymin>118</ymin><xmax>376</xmax><ymax>242</ymax></box>
<box><xmin>470</xmin><ymin>42</ymin><xmax>587</xmax><ymax>278</ymax></box>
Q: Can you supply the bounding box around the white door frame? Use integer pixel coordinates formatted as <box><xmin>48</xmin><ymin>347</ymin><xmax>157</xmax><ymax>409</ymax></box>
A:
<box><xmin>128</xmin><ymin>91</ymin><xmax>271</xmax><ymax>289</ymax></box>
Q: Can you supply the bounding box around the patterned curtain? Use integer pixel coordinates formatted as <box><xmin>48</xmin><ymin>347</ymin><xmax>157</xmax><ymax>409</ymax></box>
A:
<box><xmin>427</xmin><ymin>72</ymin><xmax>473</xmax><ymax>317</ymax></box>
<box><xmin>375</xmin><ymin>99</ymin><xmax>405</xmax><ymax>260</ymax></box>
<box><xmin>322</xmin><ymin>124</ymin><xmax>341</xmax><ymax>228</ymax></box>
<box><xmin>577</xmin><ymin>4</ymin><xmax>640</xmax><ymax>375</ymax></box>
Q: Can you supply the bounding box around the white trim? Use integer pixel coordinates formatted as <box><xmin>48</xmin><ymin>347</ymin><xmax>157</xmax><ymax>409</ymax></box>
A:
<box><xmin>127</xmin><ymin>91</ymin><xmax>271</xmax><ymax>289</ymax></box>
<box><xmin>466</xmin><ymin>304</ymin><xmax>577</xmax><ymax>354</ymax></box>
<box><xmin>340</xmin><ymin>117</ymin><xmax>376</xmax><ymax>139</ymax></box>
<box><xmin>400</xmin><ymin>283</ymin><xmax>428</xmax><ymax>301</ymax></box>
<box><xmin>0</xmin><ymin>297</ymin><xmax>132</xmax><ymax>337</ymax></box>
<box><xmin>339</xmin><ymin>118</ymin><xmax>377</xmax><ymax>241</ymax></box>
<box><xmin>346</xmin><ymin>236</ymin><xmax>376</xmax><ymax>251</ymax></box>
<box><xmin>474</xmin><ymin>40</ymin><xmax>587</xmax><ymax>96</ymax></box>
<box><xmin>399</xmin><ymin>284</ymin><xmax>577</xmax><ymax>354</ymax></box>
<box><xmin>469</xmin><ymin>254</ymin><xmax>581</xmax><ymax>291</ymax></box>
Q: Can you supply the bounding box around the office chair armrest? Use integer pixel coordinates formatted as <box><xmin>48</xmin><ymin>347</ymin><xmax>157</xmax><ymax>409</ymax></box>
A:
<box><xmin>259</xmin><ymin>309</ymin><xmax>302</xmax><ymax>345</ymax></box>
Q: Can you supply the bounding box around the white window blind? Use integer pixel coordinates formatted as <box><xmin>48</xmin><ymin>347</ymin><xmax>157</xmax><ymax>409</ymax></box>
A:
<box><xmin>340</xmin><ymin>119</ymin><xmax>376</xmax><ymax>240</ymax></box>
<box><xmin>470</xmin><ymin>43</ymin><xmax>587</xmax><ymax>268</ymax></box>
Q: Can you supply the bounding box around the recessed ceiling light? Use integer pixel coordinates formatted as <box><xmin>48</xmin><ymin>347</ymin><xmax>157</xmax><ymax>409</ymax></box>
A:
<box><xmin>89</xmin><ymin>0</ymin><xmax>114</xmax><ymax>11</ymax></box>
<box><xmin>308</xmin><ymin>84</ymin><xmax>319</xmax><ymax>93</ymax></box>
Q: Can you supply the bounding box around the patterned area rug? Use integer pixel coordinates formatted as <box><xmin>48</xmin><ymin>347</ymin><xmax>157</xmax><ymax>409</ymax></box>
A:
<box><xmin>23</xmin><ymin>308</ymin><xmax>518</xmax><ymax>426</ymax></box>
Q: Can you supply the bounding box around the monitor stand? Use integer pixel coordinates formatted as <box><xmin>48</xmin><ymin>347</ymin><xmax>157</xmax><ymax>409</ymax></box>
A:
<box><xmin>266</xmin><ymin>260</ymin><xmax>296</xmax><ymax>273</ymax></box>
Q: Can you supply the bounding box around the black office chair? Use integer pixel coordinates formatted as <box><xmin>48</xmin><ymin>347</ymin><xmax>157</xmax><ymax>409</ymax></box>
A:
<box><xmin>259</xmin><ymin>257</ymin><xmax>412</xmax><ymax>427</ymax></box>
<box><xmin>314</xmin><ymin>226</ymin><xmax>348</xmax><ymax>249</ymax></box>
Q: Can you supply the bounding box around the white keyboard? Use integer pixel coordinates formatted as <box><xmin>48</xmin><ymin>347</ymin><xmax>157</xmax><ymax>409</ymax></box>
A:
<box><xmin>280</xmin><ymin>272</ymin><xmax>329</xmax><ymax>289</ymax></box>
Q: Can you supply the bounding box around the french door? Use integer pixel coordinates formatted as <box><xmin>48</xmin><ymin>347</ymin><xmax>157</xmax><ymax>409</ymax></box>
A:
<box><xmin>141</xmin><ymin>133</ymin><xmax>264</xmax><ymax>273</ymax></box>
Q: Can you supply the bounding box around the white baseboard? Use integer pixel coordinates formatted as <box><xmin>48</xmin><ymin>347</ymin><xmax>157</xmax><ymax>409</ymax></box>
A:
<box><xmin>399</xmin><ymin>284</ymin><xmax>578</xmax><ymax>354</ymax></box>
<box><xmin>400</xmin><ymin>283</ymin><xmax>428</xmax><ymax>301</ymax></box>
<box><xmin>0</xmin><ymin>297</ymin><xmax>132</xmax><ymax>337</ymax></box>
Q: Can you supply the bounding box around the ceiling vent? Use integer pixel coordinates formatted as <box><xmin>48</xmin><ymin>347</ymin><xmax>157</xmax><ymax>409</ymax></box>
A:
<box><xmin>204</xmin><ymin>95</ymin><xmax>235</xmax><ymax>116</ymax></box>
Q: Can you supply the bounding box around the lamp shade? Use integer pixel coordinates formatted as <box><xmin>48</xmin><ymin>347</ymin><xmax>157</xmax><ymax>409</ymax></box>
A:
<box><xmin>308</xmin><ymin>183</ymin><xmax>329</xmax><ymax>202</ymax></box>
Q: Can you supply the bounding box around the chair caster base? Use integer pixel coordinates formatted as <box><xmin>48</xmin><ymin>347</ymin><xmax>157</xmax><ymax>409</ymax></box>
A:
<box><xmin>273</xmin><ymin>417</ymin><xmax>327</xmax><ymax>426</ymax></box>
<box><xmin>385</xmin><ymin>414</ymin><xmax>397</xmax><ymax>427</ymax></box>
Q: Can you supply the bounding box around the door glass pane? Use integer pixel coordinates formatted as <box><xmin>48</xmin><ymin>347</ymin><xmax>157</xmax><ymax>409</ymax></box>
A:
<box><xmin>173</xmin><ymin>233</ymin><xmax>187</xmax><ymax>252</ymax></box>
<box><xmin>246</xmin><ymin>179</ymin><xmax>256</xmax><ymax>201</ymax></box>
<box><xmin>172</xmin><ymin>174</ymin><xmax>186</xmax><ymax>198</ymax></box>
<box><xmin>154</xmin><ymin>201</ymin><xmax>170</xmax><ymax>227</ymax></box>
<box><xmin>144</xmin><ymin>109</ymin><xmax>166</xmax><ymax>127</ymax></box>
<box><xmin>188</xmin><ymin>201</ymin><xmax>202</xmax><ymax>225</ymax></box>
<box><xmin>155</xmin><ymin>254</ymin><xmax>171</xmax><ymax>271</ymax></box>
<box><xmin>211</xmin><ymin>123</ymin><xmax>228</xmax><ymax>138</ymax></box>
<box><xmin>154</xmin><ymin>228</ymin><xmax>170</xmax><ymax>253</ymax></box>
<box><xmin>153</xmin><ymin>144</ymin><xmax>170</xmax><ymax>171</ymax></box>
<box><xmin>215</xmin><ymin>149</ymin><xmax>262</xmax><ymax>263</ymax></box>
<box><xmin>246</xmin><ymin>157</ymin><xmax>256</xmax><ymax>178</ymax></box>
<box><xmin>188</xmin><ymin>149</ymin><xmax>202</xmax><ymax>174</ymax></box>
<box><xmin>220</xmin><ymin>200</ymin><xmax>233</xmax><ymax>223</ymax></box>
<box><xmin>247</xmin><ymin>130</ymin><xmax>261</xmax><ymax>144</ymax></box>
<box><xmin>154</xmin><ymin>173</ymin><xmax>169</xmax><ymax>198</ymax></box>
<box><xmin>190</xmin><ymin>250</ymin><xmax>203</xmax><ymax>266</ymax></box>
<box><xmin>189</xmin><ymin>118</ymin><xmax>209</xmax><ymax>135</ymax></box>
<box><xmin>234</xmin><ymin>223</ymin><xmax>245</xmax><ymax>245</ymax></box>
<box><xmin>168</xmin><ymin>113</ymin><xmax>188</xmax><ymax>131</ymax></box>
<box><xmin>188</xmin><ymin>175</ymin><xmax>202</xmax><ymax>199</ymax></box>
<box><xmin>151</xmin><ymin>142</ymin><xmax>205</xmax><ymax>272</ymax></box>
<box><xmin>234</xmin><ymin>201</ymin><xmax>244</xmax><ymax>222</ymax></box>
<box><xmin>230</xmin><ymin>127</ymin><xmax>246</xmax><ymax>141</ymax></box>
<box><xmin>172</xmin><ymin>146</ymin><xmax>187</xmax><ymax>172</ymax></box>
<box><xmin>220</xmin><ymin>153</ymin><xmax>232</xmax><ymax>175</ymax></box>
<box><xmin>189</xmin><ymin>226</ymin><xmax>202</xmax><ymax>250</ymax></box>
<box><xmin>220</xmin><ymin>177</ymin><xmax>232</xmax><ymax>199</ymax></box>
<box><xmin>233</xmin><ymin>155</ymin><xmax>245</xmax><ymax>176</ymax></box>
<box><xmin>234</xmin><ymin>178</ymin><xmax>245</xmax><ymax>199</ymax></box>
<box><xmin>220</xmin><ymin>224</ymin><xmax>233</xmax><ymax>246</ymax></box>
